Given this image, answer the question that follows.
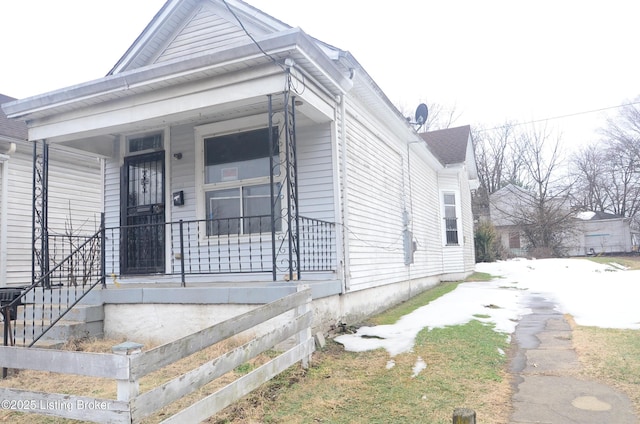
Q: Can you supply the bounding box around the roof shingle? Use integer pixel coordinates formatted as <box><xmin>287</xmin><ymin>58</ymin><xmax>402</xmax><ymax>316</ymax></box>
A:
<box><xmin>419</xmin><ymin>125</ymin><xmax>471</xmax><ymax>166</ymax></box>
<box><xmin>0</xmin><ymin>94</ymin><xmax>27</xmax><ymax>141</ymax></box>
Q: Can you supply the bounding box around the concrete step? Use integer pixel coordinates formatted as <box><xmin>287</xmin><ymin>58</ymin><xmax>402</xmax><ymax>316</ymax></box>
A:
<box><xmin>18</xmin><ymin>304</ymin><xmax>104</xmax><ymax>323</ymax></box>
<box><xmin>11</xmin><ymin>338</ymin><xmax>66</xmax><ymax>349</ymax></box>
<box><xmin>11</xmin><ymin>319</ymin><xmax>103</xmax><ymax>341</ymax></box>
<box><xmin>6</xmin><ymin>303</ymin><xmax>104</xmax><ymax>348</ymax></box>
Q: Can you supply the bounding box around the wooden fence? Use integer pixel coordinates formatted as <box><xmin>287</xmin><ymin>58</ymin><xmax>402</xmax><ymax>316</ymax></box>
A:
<box><xmin>0</xmin><ymin>288</ymin><xmax>314</xmax><ymax>423</ymax></box>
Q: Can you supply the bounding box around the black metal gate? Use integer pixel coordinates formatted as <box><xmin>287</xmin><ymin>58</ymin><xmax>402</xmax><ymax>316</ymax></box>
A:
<box><xmin>121</xmin><ymin>151</ymin><xmax>165</xmax><ymax>274</ymax></box>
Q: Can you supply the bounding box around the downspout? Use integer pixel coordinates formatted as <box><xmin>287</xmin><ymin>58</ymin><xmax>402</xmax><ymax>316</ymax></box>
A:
<box><xmin>0</xmin><ymin>144</ymin><xmax>14</xmax><ymax>287</ymax></box>
<box><xmin>338</xmin><ymin>94</ymin><xmax>351</xmax><ymax>293</ymax></box>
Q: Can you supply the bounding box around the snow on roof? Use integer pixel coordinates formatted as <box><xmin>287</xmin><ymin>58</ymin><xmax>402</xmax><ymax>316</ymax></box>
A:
<box><xmin>576</xmin><ymin>211</ymin><xmax>596</xmax><ymax>220</ymax></box>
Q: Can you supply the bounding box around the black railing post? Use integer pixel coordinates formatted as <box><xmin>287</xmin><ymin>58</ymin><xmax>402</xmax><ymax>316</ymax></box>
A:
<box><xmin>100</xmin><ymin>213</ymin><xmax>106</xmax><ymax>288</ymax></box>
<box><xmin>32</xmin><ymin>140</ymin><xmax>50</xmax><ymax>289</ymax></box>
<box><xmin>2</xmin><ymin>308</ymin><xmax>9</xmax><ymax>378</ymax></box>
<box><xmin>291</xmin><ymin>96</ymin><xmax>301</xmax><ymax>280</ymax></box>
<box><xmin>179</xmin><ymin>220</ymin><xmax>186</xmax><ymax>287</ymax></box>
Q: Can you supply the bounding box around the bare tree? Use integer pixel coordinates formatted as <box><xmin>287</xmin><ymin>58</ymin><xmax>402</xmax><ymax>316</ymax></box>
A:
<box><xmin>420</xmin><ymin>101</ymin><xmax>462</xmax><ymax>132</ymax></box>
<box><xmin>397</xmin><ymin>100</ymin><xmax>461</xmax><ymax>132</ymax></box>
<box><xmin>600</xmin><ymin>98</ymin><xmax>640</xmax><ymax>159</ymax></box>
<box><xmin>487</xmin><ymin>124</ymin><xmax>575</xmax><ymax>256</ymax></box>
<box><xmin>471</xmin><ymin>121</ymin><xmax>528</xmax><ymax>224</ymax></box>
<box><xmin>473</xmin><ymin>121</ymin><xmax>527</xmax><ymax>194</ymax></box>
<box><xmin>516</xmin><ymin>125</ymin><xmax>574</xmax><ymax>255</ymax></box>
<box><xmin>569</xmin><ymin>144</ymin><xmax>608</xmax><ymax>212</ymax></box>
<box><xmin>601</xmin><ymin>142</ymin><xmax>640</xmax><ymax>219</ymax></box>
<box><xmin>571</xmin><ymin>99</ymin><xmax>640</xmax><ymax>226</ymax></box>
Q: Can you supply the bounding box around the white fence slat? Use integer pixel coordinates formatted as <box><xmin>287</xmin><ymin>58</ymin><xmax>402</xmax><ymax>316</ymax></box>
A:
<box><xmin>0</xmin><ymin>346</ymin><xmax>130</xmax><ymax>379</ymax></box>
<box><xmin>130</xmin><ymin>288</ymin><xmax>310</xmax><ymax>379</ymax></box>
<box><xmin>0</xmin><ymin>289</ymin><xmax>314</xmax><ymax>424</ymax></box>
<box><xmin>131</xmin><ymin>310</ymin><xmax>311</xmax><ymax>421</ymax></box>
<box><xmin>160</xmin><ymin>338</ymin><xmax>315</xmax><ymax>424</ymax></box>
<box><xmin>0</xmin><ymin>388</ymin><xmax>129</xmax><ymax>423</ymax></box>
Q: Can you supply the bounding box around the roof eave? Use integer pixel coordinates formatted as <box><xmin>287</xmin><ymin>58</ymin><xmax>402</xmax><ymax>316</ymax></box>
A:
<box><xmin>3</xmin><ymin>28</ymin><xmax>352</xmax><ymax>121</ymax></box>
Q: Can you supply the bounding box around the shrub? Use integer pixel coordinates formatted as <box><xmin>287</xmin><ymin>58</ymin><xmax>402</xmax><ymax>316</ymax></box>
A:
<box><xmin>474</xmin><ymin>221</ymin><xmax>503</xmax><ymax>262</ymax></box>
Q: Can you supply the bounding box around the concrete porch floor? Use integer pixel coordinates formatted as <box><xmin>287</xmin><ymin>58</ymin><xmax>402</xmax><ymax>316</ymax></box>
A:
<box><xmin>82</xmin><ymin>279</ymin><xmax>342</xmax><ymax>305</ymax></box>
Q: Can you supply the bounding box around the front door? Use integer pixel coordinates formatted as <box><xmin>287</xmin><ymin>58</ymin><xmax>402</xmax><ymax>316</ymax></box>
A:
<box><xmin>121</xmin><ymin>151</ymin><xmax>165</xmax><ymax>274</ymax></box>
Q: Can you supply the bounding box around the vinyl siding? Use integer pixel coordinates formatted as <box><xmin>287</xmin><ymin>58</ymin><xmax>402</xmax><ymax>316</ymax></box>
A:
<box><xmin>297</xmin><ymin>124</ymin><xmax>335</xmax><ymax>222</ymax></box>
<box><xmin>156</xmin><ymin>5</ymin><xmax>248</xmax><ymax>64</ymax></box>
<box><xmin>341</xmin><ymin>98</ymin><xmax>408</xmax><ymax>291</ymax></box>
<box><xmin>338</xmin><ymin>97</ymin><xmax>477</xmax><ymax>291</ymax></box>
<box><xmin>3</xmin><ymin>143</ymin><xmax>102</xmax><ymax>286</ymax></box>
<box><xmin>169</xmin><ymin>123</ymin><xmax>197</xmax><ymax>223</ymax></box>
<box><xmin>103</xmin><ymin>140</ymin><xmax>122</xmax><ymax>275</ymax></box>
<box><xmin>406</xmin><ymin>151</ymin><xmax>443</xmax><ymax>277</ymax></box>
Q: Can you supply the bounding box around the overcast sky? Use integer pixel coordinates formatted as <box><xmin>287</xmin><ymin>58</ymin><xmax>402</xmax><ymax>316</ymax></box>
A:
<box><xmin>2</xmin><ymin>1</ymin><xmax>639</xmax><ymax>151</ymax></box>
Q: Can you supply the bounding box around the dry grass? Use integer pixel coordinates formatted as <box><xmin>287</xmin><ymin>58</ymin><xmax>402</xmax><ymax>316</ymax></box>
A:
<box><xmin>569</xmin><ymin>316</ymin><xmax>640</xmax><ymax>416</ymax></box>
<box><xmin>585</xmin><ymin>254</ymin><xmax>640</xmax><ymax>270</ymax></box>
<box><xmin>0</xmin><ymin>281</ymin><xmax>513</xmax><ymax>424</ymax></box>
<box><xmin>2</xmin><ymin>264</ymin><xmax>638</xmax><ymax>423</ymax></box>
<box><xmin>0</xmin><ymin>335</ymin><xmax>270</xmax><ymax>423</ymax></box>
<box><xmin>211</xmin><ymin>305</ymin><xmax>513</xmax><ymax>423</ymax></box>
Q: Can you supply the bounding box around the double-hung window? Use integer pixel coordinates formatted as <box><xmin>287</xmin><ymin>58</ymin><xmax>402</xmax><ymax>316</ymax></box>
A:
<box><xmin>203</xmin><ymin>127</ymin><xmax>281</xmax><ymax>236</ymax></box>
<box><xmin>443</xmin><ymin>192</ymin><xmax>459</xmax><ymax>245</ymax></box>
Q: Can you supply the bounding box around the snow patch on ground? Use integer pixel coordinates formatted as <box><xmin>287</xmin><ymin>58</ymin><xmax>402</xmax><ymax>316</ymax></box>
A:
<box><xmin>411</xmin><ymin>357</ymin><xmax>427</xmax><ymax>378</ymax></box>
<box><xmin>335</xmin><ymin>258</ymin><xmax>640</xmax><ymax>370</ymax></box>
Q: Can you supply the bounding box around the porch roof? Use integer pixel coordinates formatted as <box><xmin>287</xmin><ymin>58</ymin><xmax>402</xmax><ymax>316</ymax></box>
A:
<box><xmin>2</xmin><ymin>28</ymin><xmax>352</xmax><ymax>131</ymax></box>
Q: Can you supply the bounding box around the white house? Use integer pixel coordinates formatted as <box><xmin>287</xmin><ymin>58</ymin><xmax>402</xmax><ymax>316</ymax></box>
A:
<box><xmin>0</xmin><ymin>93</ymin><xmax>103</xmax><ymax>286</ymax></box>
<box><xmin>489</xmin><ymin>184</ymin><xmax>638</xmax><ymax>257</ymax></box>
<box><xmin>2</xmin><ymin>0</ymin><xmax>477</xmax><ymax>341</ymax></box>
<box><xmin>568</xmin><ymin>211</ymin><xmax>638</xmax><ymax>256</ymax></box>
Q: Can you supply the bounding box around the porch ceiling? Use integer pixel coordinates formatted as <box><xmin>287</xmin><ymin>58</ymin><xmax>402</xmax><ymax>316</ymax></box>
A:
<box><xmin>55</xmin><ymin>94</ymin><xmax>320</xmax><ymax>155</ymax></box>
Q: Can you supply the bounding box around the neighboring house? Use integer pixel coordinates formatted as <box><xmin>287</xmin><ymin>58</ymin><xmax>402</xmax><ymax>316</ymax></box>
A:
<box><xmin>2</xmin><ymin>0</ymin><xmax>477</xmax><ymax>341</ymax></box>
<box><xmin>567</xmin><ymin>211</ymin><xmax>638</xmax><ymax>256</ymax></box>
<box><xmin>489</xmin><ymin>184</ymin><xmax>533</xmax><ymax>256</ymax></box>
<box><xmin>489</xmin><ymin>184</ymin><xmax>638</xmax><ymax>257</ymax></box>
<box><xmin>0</xmin><ymin>93</ymin><xmax>103</xmax><ymax>286</ymax></box>
<box><xmin>420</xmin><ymin>125</ymin><xmax>480</xmax><ymax>271</ymax></box>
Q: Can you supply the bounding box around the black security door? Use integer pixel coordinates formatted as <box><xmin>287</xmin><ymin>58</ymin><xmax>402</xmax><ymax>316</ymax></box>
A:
<box><xmin>122</xmin><ymin>151</ymin><xmax>165</xmax><ymax>274</ymax></box>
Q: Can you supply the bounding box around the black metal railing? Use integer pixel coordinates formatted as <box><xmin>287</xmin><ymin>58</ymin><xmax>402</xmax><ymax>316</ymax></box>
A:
<box><xmin>299</xmin><ymin>216</ymin><xmax>335</xmax><ymax>272</ymax></box>
<box><xmin>3</xmin><ymin>227</ymin><xmax>105</xmax><ymax>349</ymax></box>
<box><xmin>102</xmin><ymin>215</ymin><xmax>336</xmax><ymax>284</ymax></box>
<box><xmin>1</xmin><ymin>214</ymin><xmax>335</xmax><ymax>354</ymax></box>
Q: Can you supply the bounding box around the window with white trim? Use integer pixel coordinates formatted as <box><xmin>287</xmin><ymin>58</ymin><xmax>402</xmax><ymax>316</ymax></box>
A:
<box><xmin>443</xmin><ymin>192</ymin><xmax>459</xmax><ymax>245</ymax></box>
<box><xmin>203</xmin><ymin>127</ymin><xmax>281</xmax><ymax>236</ymax></box>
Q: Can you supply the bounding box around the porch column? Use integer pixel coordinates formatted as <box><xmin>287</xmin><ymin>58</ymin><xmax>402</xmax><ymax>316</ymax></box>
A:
<box><xmin>268</xmin><ymin>81</ymin><xmax>301</xmax><ymax>282</ymax></box>
<box><xmin>32</xmin><ymin>139</ymin><xmax>50</xmax><ymax>287</ymax></box>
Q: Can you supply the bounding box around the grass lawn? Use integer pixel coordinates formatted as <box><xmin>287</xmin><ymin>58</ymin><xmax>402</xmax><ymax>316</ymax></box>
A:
<box><xmin>584</xmin><ymin>254</ymin><xmax>640</xmax><ymax>270</ymax></box>
<box><xmin>571</xmin><ymin>320</ymin><xmax>640</xmax><ymax>416</ymax></box>
<box><xmin>213</xmin><ymin>278</ymin><xmax>513</xmax><ymax>424</ymax></box>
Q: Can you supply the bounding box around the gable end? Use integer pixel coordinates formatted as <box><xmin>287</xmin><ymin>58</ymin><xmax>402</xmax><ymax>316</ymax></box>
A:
<box><xmin>155</xmin><ymin>4</ymin><xmax>248</xmax><ymax>64</ymax></box>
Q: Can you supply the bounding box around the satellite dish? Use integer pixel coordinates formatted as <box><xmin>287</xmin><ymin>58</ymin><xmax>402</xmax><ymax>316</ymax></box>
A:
<box><xmin>414</xmin><ymin>103</ymin><xmax>428</xmax><ymax>126</ymax></box>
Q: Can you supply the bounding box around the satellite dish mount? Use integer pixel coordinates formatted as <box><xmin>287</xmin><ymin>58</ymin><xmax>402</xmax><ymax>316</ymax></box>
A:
<box><xmin>411</xmin><ymin>103</ymin><xmax>428</xmax><ymax>130</ymax></box>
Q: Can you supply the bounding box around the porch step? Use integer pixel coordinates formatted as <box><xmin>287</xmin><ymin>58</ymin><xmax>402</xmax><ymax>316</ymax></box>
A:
<box><xmin>9</xmin><ymin>304</ymin><xmax>104</xmax><ymax>348</ymax></box>
<box><xmin>20</xmin><ymin>304</ymin><xmax>104</xmax><ymax>323</ymax></box>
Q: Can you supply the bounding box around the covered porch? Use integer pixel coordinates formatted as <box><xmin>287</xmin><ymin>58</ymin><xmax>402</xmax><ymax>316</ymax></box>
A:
<box><xmin>3</xmin><ymin>28</ymin><xmax>352</xmax><ymax>291</ymax></box>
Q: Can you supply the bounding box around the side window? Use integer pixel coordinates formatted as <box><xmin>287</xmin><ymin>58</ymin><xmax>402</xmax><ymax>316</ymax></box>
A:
<box><xmin>202</xmin><ymin>127</ymin><xmax>281</xmax><ymax>236</ymax></box>
<box><xmin>443</xmin><ymin>192</ymin><xmax>459</xmax><ymax>245</ymax></box>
